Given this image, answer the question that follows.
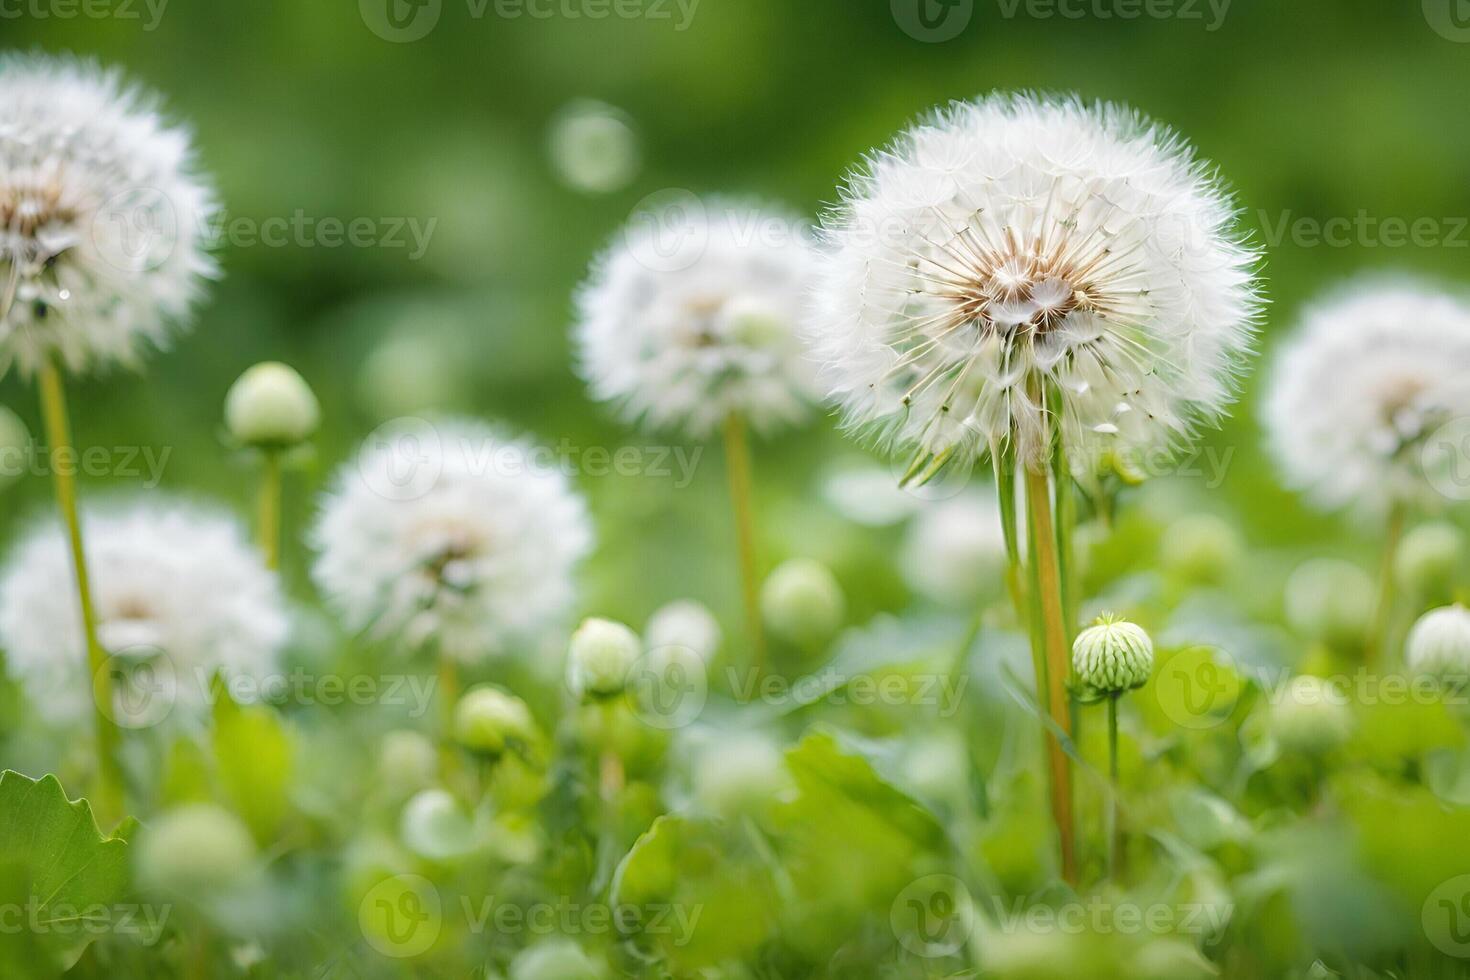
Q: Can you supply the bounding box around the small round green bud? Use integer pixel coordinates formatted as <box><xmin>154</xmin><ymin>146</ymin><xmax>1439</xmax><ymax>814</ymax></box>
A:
<box><xmin>1406</xmin><ymin>604</ymin><xmax>1470</xmax><ymax>685</ymax></box>
<box><xmin>1071</xmin><ymin>615</ymin><xmax>1154</xmax><ymax>696</ymax></box>
<box><xmin>1284</xmin><ymin>558</ymin><xmax>1374</xmax><ymax>647</ymax></box>
<box><xmin>761</xmin><ymin>558</ymin><xmax>845</xmax><ymax>646</ymax></box>
<box><xmin>0</xmin><ymin>406</ymin><xmax>29</xmax><ymax>491</ymax></box>
<box><xmin>511</xmin><ymin>938</ymin><xmax>605</xmax><ymax>980</ymax></box>
<box><xmin>224</xmin><ymin>361</ymin><xmax>320</xmax><ymax>449</ymax></box>
<box><xmin>1268</xmin><ymin>675</ymin><xmax>1353</xmax><ymax>755</ymax></box>
<box><xmin>567</xmin><ymin>617</ymin><xmax>641</xmax><ymax>699</ymax></box>
<box><xmin>136</xmin><ymin>804</ymin><xmax>256</xmax><ymax>896</ymax></box>
<box><xmin>453</xmin><ymin>685</ymin><xmax>535</xmax><ymax>756</ymax></box>
<box><xmin>1160</xmin><ymin>513</ymin><xmax>1242</xmax><ymax>584</ymax></box>
<box><xmin>645</xmin><ymin>599</ymin><xmax>721</xmax><ymax>662</ymax></box>
<box><xmin>693</xmin><ymin>734</ymin><xmax>789</xmax><ymax>817</ymax></box>
<box><xmin>1394</xmin><ymin>522</ymin><xmax>1464</xmax><ymax>596</ymax></box>
<box><xmin>399</xmin><ymin>789</ymin><xmax>476</xmax><ymax>860</ymax></box>
<box><xmin>378</xmin><ymin>729</ymin><xmax>439</xmax><ymax>795</ymax></box>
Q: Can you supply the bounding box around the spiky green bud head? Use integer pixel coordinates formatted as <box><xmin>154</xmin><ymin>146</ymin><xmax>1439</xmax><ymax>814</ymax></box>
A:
<box><xmin>1072</xmin><ymin>614</ymin><xmax>1154</xmax><ymax>697</ymax></box>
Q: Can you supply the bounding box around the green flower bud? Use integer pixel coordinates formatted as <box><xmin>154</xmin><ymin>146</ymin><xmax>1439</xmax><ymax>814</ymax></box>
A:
<box><xmin>1268</xmin><ymin>675</ymin><xmax>1353</xmax><ymax>755</ymax></box>
<box><xmin>378</xmin><ymin>729</ymin><xmax>439</xmax><ymax>795</ymax></box>
<box><xmin>1160</xmin><ymin>513</ymin><xmax>1242</xmax><ymax>584</ymax></box>
<box><xmin>645</xmin><ymin>599</ymin><xmax>721</xmax><ymax>662</ymax></box>
<box><xmin>453</xmin><ymin>685</ymin><xmax>535</xmax><ymax>756</ymax></box>
<box><xmin>1284</xmin><ymin>558</ymin><xmax>1374</xmax><ymax>647</ymax></box>
<box><xmin>136</xmin><ymin>804</ymin><xmax>256</xmax><ymax>896</ymax></box>
<box><xmin>1394</xmin><ymin>522</ymin><xmax>1464</xmax><ymax>596</ymax></box>
<box><xmin>1406</xmin><ymin>604</ymin><xmax>1470</xmax><ymax>685</ymax></box>
<box><xmin>399</xmin><ymin>789</ymin><xmax>476</xmax><ymax>860</ymax></box>
<box><xmin>761</xmin><ymin>558</ymin><xmax>845</xmax><ymax>646</ymax></box>
<box><xmin>224</xmin><ymin>361</ymin><xmax>320</xmax><ymax>449</ymax></box>
<box><xmin>693</xmin><ymin>733</ymin><xmax>790</xmax><ymax>817</ymax></box>
<box><xmin>0</xmin><ymin>406</ymin><xmax>29</xmax><ymax>491</ymax></box>
<box><xmin>566</xmin><ymin>617</ymin><xmax>641</xmax><ymax>699</ymax></box>
<box><xmin>1071</xmin><ymin>615</ymin><xmax>1154</xmax><ymax>696</ymax></box>
<box><xmin>511</xmin><ymin>938</ymin><xmax>605</xmax><ymax>980</ymax></box>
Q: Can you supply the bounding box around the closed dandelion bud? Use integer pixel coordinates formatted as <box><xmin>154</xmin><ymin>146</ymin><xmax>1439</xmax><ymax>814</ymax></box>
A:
<box><xmin>1394</xmin><ymin>523</ymin><xmax>1464</xmax><ymax>596</ymax></box>
<box><xmin>645</xmin><ymin>599</ymin><xmax>721</xmax><ymax>663</ymax></box>
<box><xmin>1071</xmin><ymin>615</ymin><xmax>1154</xmax><ymax>697</ymax></box>
<box><xmin>1269</xmin><ymin>675</ymin><xmax>1353</xmax><ymax>755</ymax></box>
<box><xmin>136</xmin><ymin>804</ymin><xmax>256</xmax><ymax>896</ymax></box>
<box><xmin>453</xmin><ymin>685</ymin><xmax>535</xmax><ymax>757</ymax></box>
<box><xmin>1161</xmin><ymin>514</ymin><xmax>1242</xmax><ymax>584</ymax></box>
<box><xmin>0</xmin><ymin>407</ymin><xmax>29</xmax><ymax>490</ymax></box>
<box><xmin>567</xmin><ymin>617</ymin><xmax>641</xmax><ymax>699</ymax></box>
<box><xmin>1284</xmin><ymin>558</ymin><xmax>1374</xmax><ymax>647</ymax></box>
<box><xmin>224</xmin><ymin>362</ymin><xmax>320</xmax><ymax>449</ymax></box>
<box><xmin>378</xmin><ymin>729</ymin><xmax>438</xmax><ymax>795</ymax></box>
<box><xmin>761</xmin><ymin>558</ymin><xmax>845</xmax><ymax>646</ymax></box>
<box><xmin>1406</xmin><ymin>604</ymin><xmax>1470</xmax><ymax>685</ymax></box>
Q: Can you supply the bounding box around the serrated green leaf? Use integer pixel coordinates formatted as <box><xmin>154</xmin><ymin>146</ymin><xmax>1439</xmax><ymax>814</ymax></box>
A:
<box><xmin>0</xmin><ymin>771</ymin><xmax>131</xmax><ymax>978</ymax></box>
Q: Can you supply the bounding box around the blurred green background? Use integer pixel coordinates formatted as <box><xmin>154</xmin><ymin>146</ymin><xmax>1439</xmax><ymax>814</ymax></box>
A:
<box><xmin>2</xmin><ymin>0</ymin><xmax>1466</xmax><ymax>627</ymax></box>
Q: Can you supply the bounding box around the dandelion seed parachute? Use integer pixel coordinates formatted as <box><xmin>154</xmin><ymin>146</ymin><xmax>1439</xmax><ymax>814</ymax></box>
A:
<box><xmin>1263</xmin><ymin>277</ymin><xmax>1470</xmax><ymax>513</ymax></box>
<box><xmin>574</xmin><ymin>198</ymin><xmax>818</xmax><ymax>439</ymax></box>
<box><xmin>311</xmin><ymin>419</ymin><xmax>593</xmax><ymax>663</ymax></box>
<box><xmin>0</xmin><ymin>498</ymin><xmax>286</xmax><ymax>724</ymax></box>
<box><xmin>0</xmin><ymin>53</ymin><xmax>217</xmax><ymax>377</ymax></box>
<box><xmin>810</xmin><ymin>93</ymin><xmax>1260</xmax><ymax>475</ymax></box>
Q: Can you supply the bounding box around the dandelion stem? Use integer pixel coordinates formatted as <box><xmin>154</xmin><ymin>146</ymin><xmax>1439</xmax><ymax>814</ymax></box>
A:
<box><xmin>1366</xmin><ymin>501</ymin><xmax>1406</xmax><ymax>666</ymax></box>
<box><xmin>1107</xmin><ymin>693</ymin><xmax>1121</xmax><ymax>879</ymax></box>
<box><xmin>723</xmin><ymin>412</ymin><xmax>766</xmax><ymax>673</ymax></box>
<box><xmin>257</xmin><ymin>449</ymin><xmax>282</xmax><ymax>571</ymax></box>
<box><xmin>1022</xmin><ymin>459</ymin><xmax>1078</xmax><ymax>884</ymax></box>
<box><xmin>37</xmin><ymin>357</ymin><xmax>123</xmax><ymax>820</ymax></box>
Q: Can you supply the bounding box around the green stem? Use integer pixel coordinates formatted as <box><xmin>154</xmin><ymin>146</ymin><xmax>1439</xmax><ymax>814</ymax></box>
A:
<box><xmin>993</xmin><ymin>444</ymin><xmax>1026</xmax><ymax>621</ymax></box>
<box><xmin>1023</xmin><ymin>459</ymin><xmax>1078</xmax><ymax>885</ymax></box>
<box><xmin>37</xmin><ymin>357</ymin><xmax>123</xmax><ymax>822</ymax></box>
<box><xmin>723</xmin><ymin>413</ymin><xmax>766</xmax><ymax>674</ymax></box>
<box><xmin>1365</xmin><ymin>501</ymin><xmax>1406</xmax><ymax>666</ymax></box>
<box><xmin>1107</xmin><ymin>694</ymin><xmax>1120</xmax><ymax>879</ymax></box>
<box><xmin>257</xmin><ymin>450</ymin><xmax>282</xmax><ymax>571</ymax></box>
<box><xmin>437</xmin><ymin>655</ymin><xmax>464</xmax><ymax>793</ymax></box>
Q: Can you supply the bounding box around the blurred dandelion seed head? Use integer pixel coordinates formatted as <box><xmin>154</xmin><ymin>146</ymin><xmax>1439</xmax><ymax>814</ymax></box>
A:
<box><xmin>0</xmin><ymin>53</ymin><xmax>217</xmax><ymax>378</ymax></box>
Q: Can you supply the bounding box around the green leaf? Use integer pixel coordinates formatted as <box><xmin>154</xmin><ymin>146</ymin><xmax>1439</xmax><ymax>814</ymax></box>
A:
<box><xmin>212</xmin><ymin>693</ymin><xmax>295</xmax><ymax>843</ymax></box>
<box><xmin>612</xmin><ymin>814</ymin><xmax>774</xmax><ymax>970</ymax></box>
<box><xmin>0</xmin><ymin>771</ymin><xmax>131</xmax><ymax>978</ymax></box>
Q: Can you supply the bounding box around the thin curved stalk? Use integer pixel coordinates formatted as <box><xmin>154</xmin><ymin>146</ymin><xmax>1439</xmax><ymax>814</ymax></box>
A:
<box><xmin>1365</xmin><ymin>501</ymin><xmax>1406</xmax><ymax>666</ymax></box>
<box><xmin>1107</xmin><ymin>694</ymin><xmax>1121</xmax><ymax>879</ymax></box>
<box><xmin>723</xmin><ymin>413</ymin><xmax>767</xmax><ymax>673</ymax></box>
<box><xmin>37</xmin><ymin>357</ymin><xmax>123</xmax><ymax>820</ymax></box>
<box><xmin>257</xmin><ymin>450</ymin><xmax>282</xmax><ymax>571</ymax></box>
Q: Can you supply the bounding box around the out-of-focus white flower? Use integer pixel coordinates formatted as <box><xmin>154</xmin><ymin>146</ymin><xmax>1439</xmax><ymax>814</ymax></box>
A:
<box><xmin>0</xmin><ymin>54</ymin><xmax>217</xmax><ymax>377</ymax></box>
<box><xmin>1405</xmin><ymin>604</ymin><xmax>1470</xmax><ymax>684</ymax></box>
<box><xmin>548</xmin><ymin>100</ymin><xmax>640</xmax><ymax>195</ymax></box>
<box><xmin>810</xmin><ymin>93</ymin><xmax>1259</xmax><ymax>476</ymax></box>
<box><xmin>902</xmin><ymin>490</ymin><xmax>1007</xmax><ymax>606</ymax></box>
<box><xmin>311</xmin><ymin>419</ymin><xmax>592</xmax><ymax>663</ymax></box>
<box><xmin>1263</xmin><ymin>278</ymin><xmax>1470</xmax><ymax>513</ymax></box>
<box><xmin>452</xmin><ymin>685</ymin><xmax>537</xmax><ymax>757</ymax></box>
<box><xmin>574</xmin><ymin>198</ymin><xmax>817</xmax><ymax>439</ymax></box>
<box><xmin>0</xmin><ymin>498</ymin><xmax>286</xmax><ymax>725</ymax></box>
<box><xmin>136</xmin><ymin>804</ymin><xmax>257</xmax><ymax>897</ymax></box>
<box><xmin>644</xmin><ymin>599</ymin><xmax>721</xmax><ymax>663</ymax></box>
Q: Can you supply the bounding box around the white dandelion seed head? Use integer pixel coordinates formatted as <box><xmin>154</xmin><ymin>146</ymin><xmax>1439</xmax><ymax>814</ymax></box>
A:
<box><xmin>574</xmin><ymin>197</ymin><xmax>819</xmax><ymax>439</ymax></box>
<box><xmin>0</xmin><ymin>53</ymin><xmax>218</xmax><ymax>378</ymax></box>
<box><xmin>0</xmin><ymin>498</ymin><xmax>286</xmax><ymax>725</ymax></box>
<box><xmin>311</xmin><ymin>419</ymin><xmax>593</xmax><ymax>663</ymax></box>
<box><xmin>902</xmin><ymin>489</ymin><xmax>1008</xmax><ymax>606</ymax></box>
<box><xmin>1263</xmin><ymin>277</ymin><xmax>1470</xmax><ymax>514</ymax></box>
<box><xmin>810</xmin><ymin>93</ymin><xmax>1260</xmax><ymax>474</ymax></box>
